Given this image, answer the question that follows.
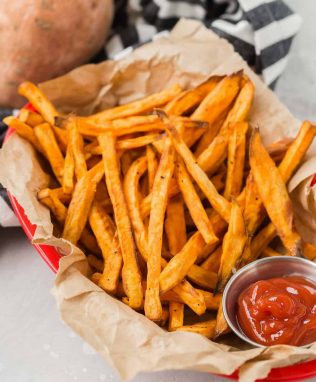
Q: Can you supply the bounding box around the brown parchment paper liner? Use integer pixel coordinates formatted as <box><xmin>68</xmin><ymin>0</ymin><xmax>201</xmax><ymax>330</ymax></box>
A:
<box><xmin>1</xmin><ymin>19</ymin><xmax>316</xmax><ymax>381</ymax></box>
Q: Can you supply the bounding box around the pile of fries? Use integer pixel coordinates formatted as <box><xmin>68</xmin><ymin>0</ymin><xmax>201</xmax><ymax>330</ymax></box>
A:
<box><xmin>5</xmin><ymin>71</ymin><xmax>316</xmax><ymax>340</ymax></box>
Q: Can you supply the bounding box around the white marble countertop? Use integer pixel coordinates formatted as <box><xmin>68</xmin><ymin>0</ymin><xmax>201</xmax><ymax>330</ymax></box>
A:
<box><xmin>1</xmin><ymin>1</ymin><xmax>316</xmax><ymax>381</ymax></box>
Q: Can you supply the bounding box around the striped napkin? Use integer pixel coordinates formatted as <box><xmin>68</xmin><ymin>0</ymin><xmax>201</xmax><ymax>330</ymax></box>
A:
<box><xmin>0</xmin><ymin>0</ymin><xmax>301</xmax><ymax>226</ymax></box>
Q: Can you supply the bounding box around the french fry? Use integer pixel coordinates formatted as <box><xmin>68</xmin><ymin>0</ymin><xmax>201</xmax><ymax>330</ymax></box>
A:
<box><xmin>201</xmin><ymin>246</ymin><xmax>222</xmax><ymax>273</ymax></box>
<box><xmin>87</xmin><ymin>254</ymin><xmax>104</xmax><ymax>273</ymax></box>
<box><xmin>91</xmin><ymin>272</ymin><xmax>102</xmax><ymax>285</ymax></box>
<box><xmin>215</xmin><ymin>200</ymin><xmax>248</xmax><ymax>293</ymax></box>
<box><xmin>168</xmin><ymin>302</ymin><xmax>184</xmax><ymax>331</ymax></box>
<box><xmin>176</xmin><ymin>320</ymin><xmax>216</xmax><ymax>339</ymax></box>
<box><xmin>99</xmin><ymin>133</ymin><xmax>143</xmax><ymax>309</ymax></box>
<box><xmin>175</xmin><ymin>157</ymin><xmax>217</xmax><ymax>244</ymax></box>
<box><xmin>120</xmin><ymin>151</ymin><xmax>133</xmax><ymax>177</ymax></box>
<box><xmin>124</xmin><ymin>157</ymin><xmax>149</xmax><ymax>262</ymax></box>
<box><xmin>3</xmin><ymin>117</ymin><xmax>44</xmax><ymax>154</ymax></box>
<box><xmin>172</xmin><ymin>280</ymin><xmax>206</xmax><ymax>315</ymax></box>
<box><xmin>194</xmin><ymin>116</ymin><xmax>226</xmax><ymax>157</ymax></box>
<box><xmin>52</xmin><ymin>125</ymin><xmax>69</xmax><ymax>154</ymax></box>
<box><xmin>145</xmin><ymin>139</ymin><xmax>175</xmax><ymax>321</ymax></box>
<box><xmin>19</xmin><ymin>108</ymin><xmax>44</xmax><ymax>127</ymax></box>
<box><xmin>165</xmin><ymin>75</ymin><xmax>223</xmax><ymax>116</ymax></box>
<box><xmin>249</xmin><ymin>129</ymin><xmax>302</xmax><ymax>256</ymax></box>
<box><xmin>146</xmin><ymin>145</ymin><xmax>158</xmax><ymax>192</ymax></box>
<box><xmin>89</xmin><ymin>200</ymin><xmax>122</xmax><ymax>294</ymax></box>
<box><xmin>161</xmin><ymin>285</ymin><xmax>220</xmax><ymax>311</ymax></box>
<box><xmin>187</xmin><ymin>264</ymin><xmax>217</xmax><ymax>290</ymax></box>
<box><xmin>191</xmin><ymin>73</ymin><xmax>242</xmax><ymax>125</ymax></box>
<box><xmin>87</xmin><ymin>84</ymin><xmax>182</xmax><ymax>122</ymax></box>
<box><xmin>214</xmin><ymin>301</ymin><xmax>230</xmax><ymax>338</ymax></box>
<box><xmin>241</xmin><ymin>222</ymin><xmax>277</xmax><ymax>265</ymax></box>
<box><xmin>261</xmin><ymin>247</ymin><xmax>280</xmax><ymax>258</ymax></box>
<box><xmin>34</xmin><ymin>123</ymin><xmax>65</xmax><ymax>183</ymax></box>
<box><xmin>278</xmin><ymin>121</ymin><xmax>316</xmax><ymax>182</ymax></box>
<box><xmin>18</xmin><ymin>81</ymin><xmax>59</xmax><ymax>125</ymax></box>
<box><xmin>68</xmin><ymin>119</ymin><xmax>87</xmax><ymax>180</ymax></box>
<box><xmin>303</xmin><ymin>241</ymin><xmax>316</xmax><ymax>261</ymax></box>
<box><xmin>165</xmin><ymin>195</ymin><xmax>187</xmax><ymax>255</ymax></box>
<box><xmin>62</xmin><ymin>162</ymin><xmax>104</xmax><ymax>244</ymax></box>
<box><xmin>159</xmin><ymin>233</ymin><xmax>207</xmax><ymax>294</ymax></box>
<box><xmin>160</xmin><ymin>112</ymin><xmax>231</xmax><ymax>223</ymax></box>
<box><xmin>38</xmin><ymin>187</ymin><xmax>71</xmax><ymax>205</ymax></box>
<box><xmin>62</xmin><ymin>144</ymin><xmax>75</xmax><ymax>195</ymax></box>
<box><xmin>243</xmin><ymin>173</ymin><xmax>266</xmax><ymax>236</ymax></box>
<box><xmin>224</xmin><ymin>122</ymin><xmax>248</xmax><ymax>199</ymax></box>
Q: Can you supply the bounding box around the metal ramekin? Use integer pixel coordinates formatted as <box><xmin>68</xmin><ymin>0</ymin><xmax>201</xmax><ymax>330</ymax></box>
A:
<box><xmin>222</xmin><ymin>256</ymin><xmax>316</xmax><ymax>348</ymax></box>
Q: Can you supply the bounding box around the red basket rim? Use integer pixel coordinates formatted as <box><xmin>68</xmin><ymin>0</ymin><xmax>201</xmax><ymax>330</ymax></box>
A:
<box><xmin>4</xmin><ymin>111</ymin><xmax>316</xmax><ymax>381</ymax></box>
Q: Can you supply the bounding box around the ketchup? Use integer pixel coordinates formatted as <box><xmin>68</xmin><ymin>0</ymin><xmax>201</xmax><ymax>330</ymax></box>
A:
<box><xmin>237</xmin><ymin>276</ymin><xmax>316</xmax><ymax>346</ymax></box>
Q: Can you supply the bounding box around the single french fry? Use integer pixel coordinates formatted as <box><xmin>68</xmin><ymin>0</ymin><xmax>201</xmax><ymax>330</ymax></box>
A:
<box><xmin>159</xmin><ymin>112</ymin><xmax>231</xmax><ymax>223</ymax></box>
<box><xmin>52</xmin><ymin>125</ymin><xmax>69</xmax><ymax>154</ymax></box>
<box><xmin>62</xmin><ymin>144</ymin><xmax>75</xmax><ymax>195</ymax></box>
<box><xmin>196</xmin><ymin>78</ymin><xmax>254</xmax><ymax>174</ymax></box>
<box><xmin>249</xmin><ymin>129</ymin><xmax>302</xmax><ymax>256</ymax></box>
<box><xmin>165</xmin><ymin>75</ymin><xmax>223</xmax><ymax>116</ymax></box>
<box><xmin>89</xmin><ymin>200</ymin><xmax>122</xmax><ymax>294</ymax></box>
<box><xmin>241</xmin><ymin>222</ymin><xmax>277</xmax><ymax>265</ymax></box>
<box><xmin>80</xmin><ymin>229</ymin><xmax>101</xmax><ymax>255</ymax></box>
<box><xmin>87</xmin><ymin>84</ymin><xmax>182</xmax><ymax>122</ymax></box>
<box><xmin>87</xmin><ymin>254</ymin><xmax>104</xmax><ymax>273</ymax></box>
<box><xmin>62</xmin><ymin>162</ymin><xmax>104</xmax><ymax>244</ymax></box>
<box><xmin>278</xmin><ymin>121</ymin><xmax>316</xmax><ymax>182</ymax></box>
<box><xmin>243</xmin><ymin>173</ymin><xmax>265</xmax><ymax>236</ymax></box>
<box><xmin>68</xmin><ymin>119</ymin><xmax>87</xmax><ymax>180</ymax></box>
<box><xmin>162</xmin><ymin>286</ymin><xmax>220</xmax><ymax>311</ymax></box>
<box><xmin>159</xmin><ymin>233</ymin><xmax>206</xmax><ymax>294</ymax></box>
<box><xmin>187</xmin><ymin>264</ymin><xmax>217</xmax><ymax>290</ymax></box>
<box><xmin>168</xmin><ymin>302</ymin><xmax>184</xmax><ymax>331</ymax></box>
<box><xmin>18</xmin><ymin>81</ymin><xmax>59</xmax><ymax>125</ymax></box>
<box><xmin>146</xmin><ymin>145</ymin><xmax>158</xmax><ymax>192</ymax></box>
<box><xmin>38</xmin><ymin>187</ymin><xmax>72</xmax><ymax>205</ymax></box>
<box><xmin>194</xmin><ymin>116</ymin><xmax>226</xmax><ymax>157</ymax></box>
<box><xmin>91</xmin><ymin>272</ymin><xmax>102</xmax><ymax>285</ymax></box>
<box><xmin>176</xmin><ymin>320</ymin><xmax>216</xmax><ymax>339</ymax></box>
<box><xmin>34</xmin><ymin>123</ymin><xmax>65</xmax><ymax>184</ymax></box>
<box><xmin>201</xmin><ymin>246</ymin><xmax>222</xmax><ymax>273</ymax></box>
<box><xmin>165</xmin><ymin>195</ymin><xmax>187</xmax><ymax>255</ymax></box>
<box><xmin>19</xmin><ymin>108</ymin><xmax>44</xmax><ymax>127</ymax></box>
<box><xmin>118</xmin><ymin>133</ymin><xmax>161</xmax><ymax>150</ymax></box>
<box><xmin>261</xmin><ymin>247</ymin><xmax>281</xmax><ymax>258</ymax></box>
<box><xmin>124</xmin><ymin>157</ymin><xmax>149</xmax><ymax>262</ymax></box>
<box><xmin>191</xmin><ymin>73</ymin><xmax>242</xmax><ymax>125</ymax></box>
<box><xmin>120</xmin><ymin>151</ymin><xmax>133</xmax><ymax>177</ymax></box>
<box><xmin>303</xmin><ymin>241</ymin><xmax>316</xmax><ymax>261</ymax></box>
<box><xmin>175</xmin><ymin>157</ymin><xmax>217</xmax><ymax>244</ymax></box>
<box><xmin>3</xmin><ymin>117</ymin><xmax>44</xmax><ymax>154</ymax></box>
<box><xmin>172</xmin><ymin>280</ymin><xmax>206</xmax><ymax>315</ymax></box>
<box><xmin>216</xmin><ymin>200</ymin><xmax>248</xmax><ymax>293</ymax></box>
<box><xmin>214</xmin><ymin>301</ymin><xmax>230</xmax><ymax>338</ymax></box>
<box><xmin>99</xmin><ymin>133</ymin><xmax>143</xmax><ymax>309</ymax></box>
<box><xmin>224</xmin><ymin>122</ymin><xmax>248</xmax><ymax>199</ymax></box>
<box><xmin>145</xmin><ymin>139</ymin><xmax>175</xmax><ymax>321</ymax></box>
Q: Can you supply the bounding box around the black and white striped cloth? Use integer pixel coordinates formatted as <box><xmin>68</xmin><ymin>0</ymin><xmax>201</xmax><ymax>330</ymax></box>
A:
<box><xmin>0</xmin><ymin>0</ymin><xmax>301</xmax><ymax>227</ymax></box>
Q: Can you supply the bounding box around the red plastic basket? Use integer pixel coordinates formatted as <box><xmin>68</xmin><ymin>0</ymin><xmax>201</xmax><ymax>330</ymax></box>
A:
<box><xmin>4</xmin><ymin>106</ymin><xmax>316</xmax><ymax>381</ymax></box>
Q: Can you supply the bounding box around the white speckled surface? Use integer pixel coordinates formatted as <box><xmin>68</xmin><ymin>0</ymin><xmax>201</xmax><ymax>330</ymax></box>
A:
<box><xmin>1</xmin><ymin>1</ymin><xmax>316</xmax><ymax>381</ymax></box>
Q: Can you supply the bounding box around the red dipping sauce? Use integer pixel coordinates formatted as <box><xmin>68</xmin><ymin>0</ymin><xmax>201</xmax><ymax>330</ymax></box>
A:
<box><xmin>237</xmin><ymin>276</ymin><xmax>316</xmax><ymax>346</ymax></box>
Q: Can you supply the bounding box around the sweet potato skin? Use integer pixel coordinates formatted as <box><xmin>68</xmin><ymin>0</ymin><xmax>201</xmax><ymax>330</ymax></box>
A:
<box><xmin>0</xmin><ymin>0</ymin><xmax>113</xmax><ymax>107</ymax></box>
